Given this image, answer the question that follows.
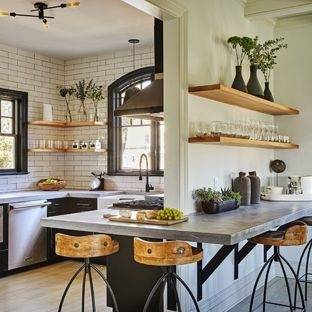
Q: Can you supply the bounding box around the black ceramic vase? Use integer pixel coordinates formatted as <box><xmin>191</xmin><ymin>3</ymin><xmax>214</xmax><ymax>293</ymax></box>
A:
<box><xmin>247</xmin><ymin>64</ymin><xmax>264</xmax><ymax>98</ymax></box>
<box><xmin>232</xmin><ymin>66</ymin><xmax>247</xmax><ymax>93</ymax></box>
<box><xmin>264</xmin><ymin>81</ymin><xmax>274</xmax><ymax>102</ymax></box>
<box><xmin>248</xmin><ymin>171</ymin><xmax>261</xmax><ymax>204</ymax></box>
<box><xmin>233</xmin><ymin>172</ymin><xmax>251</xmax><ymax>206</ymax></box>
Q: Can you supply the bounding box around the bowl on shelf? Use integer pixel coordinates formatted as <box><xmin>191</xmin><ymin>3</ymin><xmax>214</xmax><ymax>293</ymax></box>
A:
<box><xmin>37</xmin><ymin>178</ymin><xmax>66</xmax><ymax>191</ymax></box>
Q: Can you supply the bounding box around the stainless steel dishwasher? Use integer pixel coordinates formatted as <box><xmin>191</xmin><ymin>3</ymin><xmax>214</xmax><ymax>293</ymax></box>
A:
<box><xmin>8</xmin><ymin>200</ymin><xmax>49</xmax><ymax>270</ymax></box>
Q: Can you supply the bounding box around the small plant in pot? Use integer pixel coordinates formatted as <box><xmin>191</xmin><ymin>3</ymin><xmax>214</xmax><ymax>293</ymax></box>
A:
<box><xmin>87</xmin><ymin>82</ymin><xmax>104</xmax><ymax>122</ymax></box>
<box><xmin>227</xmin><ymin>36</ymin><xmax>251</xmax><ymax>93</ymax></box>
<box><xmin>74</xmin><ymin>79</ymin><xmax>93</xmax><ymax>121</ymax></box>
<box><xmin>258</xmin><ymin>37</ymin><xmax>288</xmax><ymax>102</ymax></box>
<box><xmin>192</xmin><ymin>187</ymin><xmax>241</xmax><ymax>214</ymax></box>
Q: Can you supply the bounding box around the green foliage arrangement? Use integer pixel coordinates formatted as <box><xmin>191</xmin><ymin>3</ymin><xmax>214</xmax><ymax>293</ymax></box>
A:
<box><xmin>87</xmin><ymin>82</ymin><xmax>104</xmax><ymax>121</ymax></box>
<box><xmin>74</xmin><ymin>79</ymin><xmax>93</xmax><ymax>120</ymax></box>
<box><xmin>227</xmin><ymin>36</ymin><xmax>254</xmax><ymax>66</ymax></box>
<box><xmin>58</xmin><ymin>86</ymin><xmax>75</xmax><ymax>122</ymax></box>
<box><xmin>193</xmin><ymin>187</ymin><xmax>241</xmax><ymax>203</ymax></box>
<box><xmin>258</xmin><ymin>37</ymin><xmax>288</xmax><ymax>82</ymax></box>
<box><xmin>241</xmin><ymin>36</ymin><xmax>263</xmax><ymax>66</ymax></box>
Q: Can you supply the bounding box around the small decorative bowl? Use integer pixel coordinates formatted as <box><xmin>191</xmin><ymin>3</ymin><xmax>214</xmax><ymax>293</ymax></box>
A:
<box><xmin>37</xmin><ymin>178</ymin><xmax>66</xmax><ymax>191</ymax></box>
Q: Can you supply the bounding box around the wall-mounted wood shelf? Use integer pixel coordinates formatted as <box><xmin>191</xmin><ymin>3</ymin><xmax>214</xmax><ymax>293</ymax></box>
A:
<box><xmin>188</xmin><ymin>136</ymin><xmax>299</xmax><ymax>149</ymax></box>
<box><xmin>29</xmin><ymin>120</ymin><xmax>105</xmax><ymax>128</ymax></box>
<box><xmin>28</xmin><ymin>148</ymin><xmax>106</xmax><ymax>153</ymax></box>
<box><xmin>189</xmin><ymin>84</ymin><xmax>299</xmax><ymax>116</ymax></box>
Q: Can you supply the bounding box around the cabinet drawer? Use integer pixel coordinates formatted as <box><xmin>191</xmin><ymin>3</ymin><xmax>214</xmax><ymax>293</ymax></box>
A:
<box><xmin>71</xmin><ymin>198</ymin><xmax>97</xmax><ymax>212</ymax></box>
<box><xmin>0</xmin><ymin>250</ymin><xmax>8</xmax><ymax>272</ymax></box>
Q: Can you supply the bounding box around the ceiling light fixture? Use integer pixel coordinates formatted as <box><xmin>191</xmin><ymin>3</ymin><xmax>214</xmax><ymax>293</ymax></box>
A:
<box><xmin>0</xmin><ymin>1</ymin><xmax>80</xmax><ymax>27</ymax></box>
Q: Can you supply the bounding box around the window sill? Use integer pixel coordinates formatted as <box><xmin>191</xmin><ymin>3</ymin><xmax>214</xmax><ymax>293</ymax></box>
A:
<box><xmin>107</xmin><ymin>171</ymin><xmax>164</xmax><ymax>177</ymax></box>
<box><xmin>0</xmin><ymin>171</ymin><xmax>29</xmax><ymax>176</ymax></box>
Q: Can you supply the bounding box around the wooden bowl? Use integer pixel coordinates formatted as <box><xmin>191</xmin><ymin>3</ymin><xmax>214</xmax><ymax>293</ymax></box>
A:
<box><xmin>37</xmin><ymin>178</ymin><xmax>66</xmax><ymax>191</ymax></box>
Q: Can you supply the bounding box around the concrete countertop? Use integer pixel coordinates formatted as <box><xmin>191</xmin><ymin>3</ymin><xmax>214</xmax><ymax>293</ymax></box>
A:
<box><xmin>41</xmin><ymin>201</ymin><xmax>312</xmax><ymax>245</ymax></box>
<box><xmin>0</xmin><ymin>189</ymin><xmax>124</xmax><ymax>204</ymax></box>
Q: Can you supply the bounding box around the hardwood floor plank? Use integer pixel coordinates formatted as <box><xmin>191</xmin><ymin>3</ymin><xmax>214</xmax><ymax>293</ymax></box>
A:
<box><xmin>0</xmin><ymin>261</ymin><xmax>111</xmax><ymax>312</ymax></box>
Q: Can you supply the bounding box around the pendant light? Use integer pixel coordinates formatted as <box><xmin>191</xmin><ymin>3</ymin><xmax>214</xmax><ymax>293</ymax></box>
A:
<box><xmin>123</xmin><ymin>39</ymin><xmax>141</xmax><ymax>104</ymax></box>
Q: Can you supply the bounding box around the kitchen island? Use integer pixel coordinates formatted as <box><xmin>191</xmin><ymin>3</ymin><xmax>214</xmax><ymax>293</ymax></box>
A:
<box><xmin>41</xmin><ymin>201</ymin><xmax>312</xmax><ymax>311</ymax></box>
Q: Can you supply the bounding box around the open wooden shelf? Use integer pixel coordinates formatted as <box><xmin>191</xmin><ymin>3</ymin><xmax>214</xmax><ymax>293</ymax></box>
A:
<box><xmin>28</xmin><ymin>148</ymin><xmax>106</xmax><ymax>153</ymax></box>
<box><xmin>188</xmin><ymin>136</ymin><xmax>299</xmax><ymax>149</ymax></box>
<box><xmin>189</xmin><ymin>84</ymin><xmax>299</xmax><ymax>116</ymax></box>
<box><xmin>29</xmin><ymin>120</ymin><xmax>105</xmax><ymax>128</ymax></box>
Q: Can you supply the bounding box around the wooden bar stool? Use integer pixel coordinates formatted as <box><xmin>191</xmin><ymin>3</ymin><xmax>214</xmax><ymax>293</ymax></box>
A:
<box><xmin>294</xmin><ymin>216</ymin><xmax>312</xmax><ymax>305</ymax></box>
<box><xmin>55</xmin><ymin>233</ymin><xmax>119</xmax><ymax>312</ymax></box>
<box><xmin>134</xmin><ymin>238</ymin><xmax>203</xmax><ymax>312</ymax></box>
<box><xmin>248</xmin><ymin>221</ymin><xmax>307</xmax><ymax>312</ymax></box>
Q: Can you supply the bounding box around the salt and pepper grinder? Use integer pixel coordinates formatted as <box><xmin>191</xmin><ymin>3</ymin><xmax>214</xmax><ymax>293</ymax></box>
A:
<box><xmin>233</xmin><ymin>172</ymin><xmax>251</xmax><ymax>206</ymax></box>
<box><xmin>248</xmin><ymin>171</ymin><xmax>261</xmax><ymax>204</ymax></box>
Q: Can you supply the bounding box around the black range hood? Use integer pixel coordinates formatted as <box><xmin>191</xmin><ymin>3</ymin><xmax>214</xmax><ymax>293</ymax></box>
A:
<box><xmin>114</xmin><ymin>19</ymin><xmax>163</xmax><ymax>121</ymax></box>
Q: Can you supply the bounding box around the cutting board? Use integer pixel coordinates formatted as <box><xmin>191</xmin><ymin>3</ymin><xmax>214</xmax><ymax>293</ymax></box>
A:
<box><xmin>108</xmin><ymin>215</ymin><xmax>188</xmax><ymax>226</ymax></box>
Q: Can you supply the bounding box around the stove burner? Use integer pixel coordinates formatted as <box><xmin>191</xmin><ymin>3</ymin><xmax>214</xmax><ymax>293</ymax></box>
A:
<box><xmin>113</xmin><ymin>197</ymin><xmax>164</xmax><ymax>210</ymax></box>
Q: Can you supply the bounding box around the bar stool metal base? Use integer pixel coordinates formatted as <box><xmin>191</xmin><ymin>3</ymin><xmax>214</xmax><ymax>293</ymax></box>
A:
<box><xmin>295</xmin><ymin>238</ymin><xmax>312</xmax><ymax>307</ymax></box>
<box><xmin>58</xmin><ymin>258</ymin><xmax>119</xmax><ymax>312</ymax></box>
<box><xmin>143</xmin><ymin>266</ymin><xmax>200</xmax><ymax>312</ymax></box>
<box><xmin>249</xmin><ymin>247</ymin><xmax>306</xmax><ymax>312</ymax></box>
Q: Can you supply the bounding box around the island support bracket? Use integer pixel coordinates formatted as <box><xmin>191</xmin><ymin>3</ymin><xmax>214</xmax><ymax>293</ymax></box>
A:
<box><xmin>234</xmin><ymin>242</ymin><xmax>257</xmax><ymax>280</ymax></box>
<box><xmin>197</xmin><ymin>243</ymin><xmax>237</xmax><ymax>301</ymax></box>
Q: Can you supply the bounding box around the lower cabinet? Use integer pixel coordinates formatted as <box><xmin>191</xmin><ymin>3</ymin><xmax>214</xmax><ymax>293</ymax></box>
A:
<box><xmin>0</xmin><ymin>250</ymin><xmax>8</xmax><ymax>273</ymax></box>
<box><xmin>47</xmin><ymin>197</ymin><xmax>105</xmax><ymax>264</ymax></box>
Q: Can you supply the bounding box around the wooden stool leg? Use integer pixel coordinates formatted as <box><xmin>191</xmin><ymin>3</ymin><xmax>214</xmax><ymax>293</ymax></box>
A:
<box><xmin>143</xmin><ymin>273</ymin><xmax>169</xmax><ymax>312</ymax></box>
<box><xmin>249</xmin><ymin>253</ymin><xmax>275</xmax><ymax>312</ymax></box>
<box><xmin>276</xmin><ymin>253</ymin><xmax>294</xmax><ymax>311</ymax></box>
<box><xmin>90</xmin><ymin>264</ymin><xmax>120</xmax><ymax>312</ymax></box>
<box><xmin>279</xmin><ymin>253</ymin><xmax>306</xmax><ymax>311</ymax></box>
<box><xmin>172</xmin><ymin>272</ymin><xmax>201</xmax><ymax>312</ymax></box>
<box><xmin>295</xmin><ymin>239</ymin><xmax>312</xmax><ymax>308</ymax></box>
<box><xmin>58</xmin><ymin>263</ymin><xmax>85</xmax><ymax>312</ymax></box>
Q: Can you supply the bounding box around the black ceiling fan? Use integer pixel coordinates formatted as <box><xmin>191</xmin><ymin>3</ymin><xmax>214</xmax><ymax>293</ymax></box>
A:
<box><xmin>0</xmin><ymin>1</ymin><xmax>80</xmax><ymax>28</ymax></box>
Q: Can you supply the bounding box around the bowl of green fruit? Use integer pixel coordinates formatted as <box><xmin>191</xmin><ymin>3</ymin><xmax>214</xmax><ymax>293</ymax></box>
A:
<box><xmin>37</xmin><ymin>178</ymin><xmax>66</xmax><ymax>191</ymax></box>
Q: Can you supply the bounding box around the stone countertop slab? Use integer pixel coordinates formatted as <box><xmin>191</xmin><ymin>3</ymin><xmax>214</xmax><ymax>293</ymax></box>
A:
<box><xmin>41</xmin><ymin>201</ymin><xmax>312</xmax><ymax>245</ymax></box>
<box><xmin>0</xmin><ymin>190</ymin><xmax>124</xmax><ymax>204</ymax></box>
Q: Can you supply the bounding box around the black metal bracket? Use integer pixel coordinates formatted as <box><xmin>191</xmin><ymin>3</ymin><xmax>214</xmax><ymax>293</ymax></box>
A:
<box><xmin>197</xmin><ymin>243</ymin><xmax>236</xmax><ymax>301</ymax></box>
<box><xmin>264</xmin><ymin>245</ymin><xmax>272</xmax><ymax>262</ymax></box>
<box><xmin>234</xmin><ymin>242</ymin><xmax>257</xmax><ymax>280</ymax></box>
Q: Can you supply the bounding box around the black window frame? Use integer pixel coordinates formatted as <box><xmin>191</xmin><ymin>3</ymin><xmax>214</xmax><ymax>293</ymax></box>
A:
<box><xmin>0</xmin><ymin>88</ymin><xmax>28</xmax><ymax>175</ymax></box>
<box><xmin>107</xmin><ymin>66</ymin><xmax>164</xmax><ymax>176</ymax></box>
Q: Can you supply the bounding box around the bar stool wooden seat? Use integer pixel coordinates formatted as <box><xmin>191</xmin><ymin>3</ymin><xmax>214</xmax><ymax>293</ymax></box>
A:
<box><xmin>294</xmin><ymin>216</ymin><xmax>312</xmax><ymax>304</ymax></box>
<box><xmin>248</xmin><ymin>221</ymin><xmax>307</xmax><ymax>312</ymax></box>
<box><xmin>134</xmin><ymin>238</ymin><xmax>203</xmax><ymax>312</ymax></box>
<box><xmin>56</xmin><ymin>233</ymin><xmax>119</xmax><ymax>312</ymax></box>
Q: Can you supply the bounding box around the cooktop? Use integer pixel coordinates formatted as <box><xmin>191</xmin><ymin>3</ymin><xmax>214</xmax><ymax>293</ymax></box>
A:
<box><xmin>113</xmin><ymin>197</ymin><xmax>164</xmax><ymax>210</ymax></box>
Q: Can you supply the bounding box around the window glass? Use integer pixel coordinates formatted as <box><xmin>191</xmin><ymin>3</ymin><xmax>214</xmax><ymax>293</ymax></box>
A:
<box><xmin>1</xmin><ymin>100</ymin><xmax>13</xmax><ymax>117</ymax></box>
<box><xmin>1</xmin><ymin>118</ymin><xmax>13</xmax><ymax>134</ymax></box>
<box><xmin>121</xmin><ymin>125</ymin><xmax>151</xmax><ymax>170</ymax></box>
<box><xmin>0</xmin><ymin>136</ymin><xmax>15</xmax><ymax>169</ymax></box>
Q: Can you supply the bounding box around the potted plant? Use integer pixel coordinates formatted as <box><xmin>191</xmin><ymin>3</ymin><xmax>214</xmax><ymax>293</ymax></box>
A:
<box><xmin>258</xmin><ymin>37</ymin><xmax>287</xmax><ymax>102</ymax></box>
<box><xmin>87</xmin><ymin>82</ymin><xmax>104</xmax><ymax>122</ymax></box>
<box><xmin>74</xmin><ymin>79</ymin><xmax>93</xmax><ymax>121</ymax></box>
<box><xmin>192</xmin><ymin>187</ymin><xmax>241</xmax><ymax>214</ymax></box>
<box><xmin>241</xmin><ymin>36</ymin><xmax>264</xmax><ymax>98</ymax></box>
<box><xmin>58</xmin><ymin>86</ymin><xmax>75</xmax><ymax>122</ymax></box>
<box><xmin>227</xmin><ymin>36</ymin><xmax>250</xmax><ymax>92</ymax></box>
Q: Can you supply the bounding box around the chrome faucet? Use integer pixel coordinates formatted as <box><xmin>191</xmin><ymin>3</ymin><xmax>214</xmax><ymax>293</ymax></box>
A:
<box><xmin>139</xmin><ymin>153</ymin><xmax>154</xmax><ymax>192</ymax></box>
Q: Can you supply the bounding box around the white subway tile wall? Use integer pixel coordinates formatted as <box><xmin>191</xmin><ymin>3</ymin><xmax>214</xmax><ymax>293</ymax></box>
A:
<box><xmin>0</xmin><ymin>43</ymin><xmax>164</xmax><ymax>192</ymax></box>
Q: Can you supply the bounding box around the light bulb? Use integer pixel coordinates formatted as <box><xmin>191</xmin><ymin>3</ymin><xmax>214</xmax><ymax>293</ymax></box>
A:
<box><xmin>43</xmin><ymin>19</ymin><xmax>48</xmax><ymax>29</ymax></box>
<box><xmin>0</xmin><ymin>11</ymin><xmax>9</xmax><ymax>16</ymax></box>
<box><xmin>66</xmin><ymin>1</ymin><xmax>80</xmax><ymax>7</ymax></box>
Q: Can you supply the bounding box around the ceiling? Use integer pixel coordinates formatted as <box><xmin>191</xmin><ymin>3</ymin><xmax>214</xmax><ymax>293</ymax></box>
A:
<box><xmin>0</xmin><ymin>0</ymin><xmax>154</xmax><ymax>59</ymax></box>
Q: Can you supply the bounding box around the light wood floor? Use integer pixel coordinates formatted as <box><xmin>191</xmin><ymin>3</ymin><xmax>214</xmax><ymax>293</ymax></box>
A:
<box><xmin>0</xmin><ymin>261</ymin><xmax>111</xmax><ymax>312</ymax></box>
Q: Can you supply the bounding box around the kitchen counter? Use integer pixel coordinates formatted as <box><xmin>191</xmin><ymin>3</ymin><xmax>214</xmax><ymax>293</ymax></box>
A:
<box><xmin>41</xmin><ymin>201</ymin><xmax>312</xmax><ymax>245</ymax></box>
<box><xmin>0</xmin><ymin>190</ymin><xmax>124</xmax><ymax>204</ymax></box>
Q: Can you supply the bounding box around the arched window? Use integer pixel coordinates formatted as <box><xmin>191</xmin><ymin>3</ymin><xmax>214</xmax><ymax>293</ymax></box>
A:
<box><xmin>107</xmin><ymin>67</ymin><xmax>164</xmax><ymax>176</ymax></box>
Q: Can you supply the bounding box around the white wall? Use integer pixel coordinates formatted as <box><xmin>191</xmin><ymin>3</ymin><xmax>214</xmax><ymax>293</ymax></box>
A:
<box><xmin>274</xmin><ymin>15</ymin><xmax>312</xmax><ymax>269</ymax></box>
